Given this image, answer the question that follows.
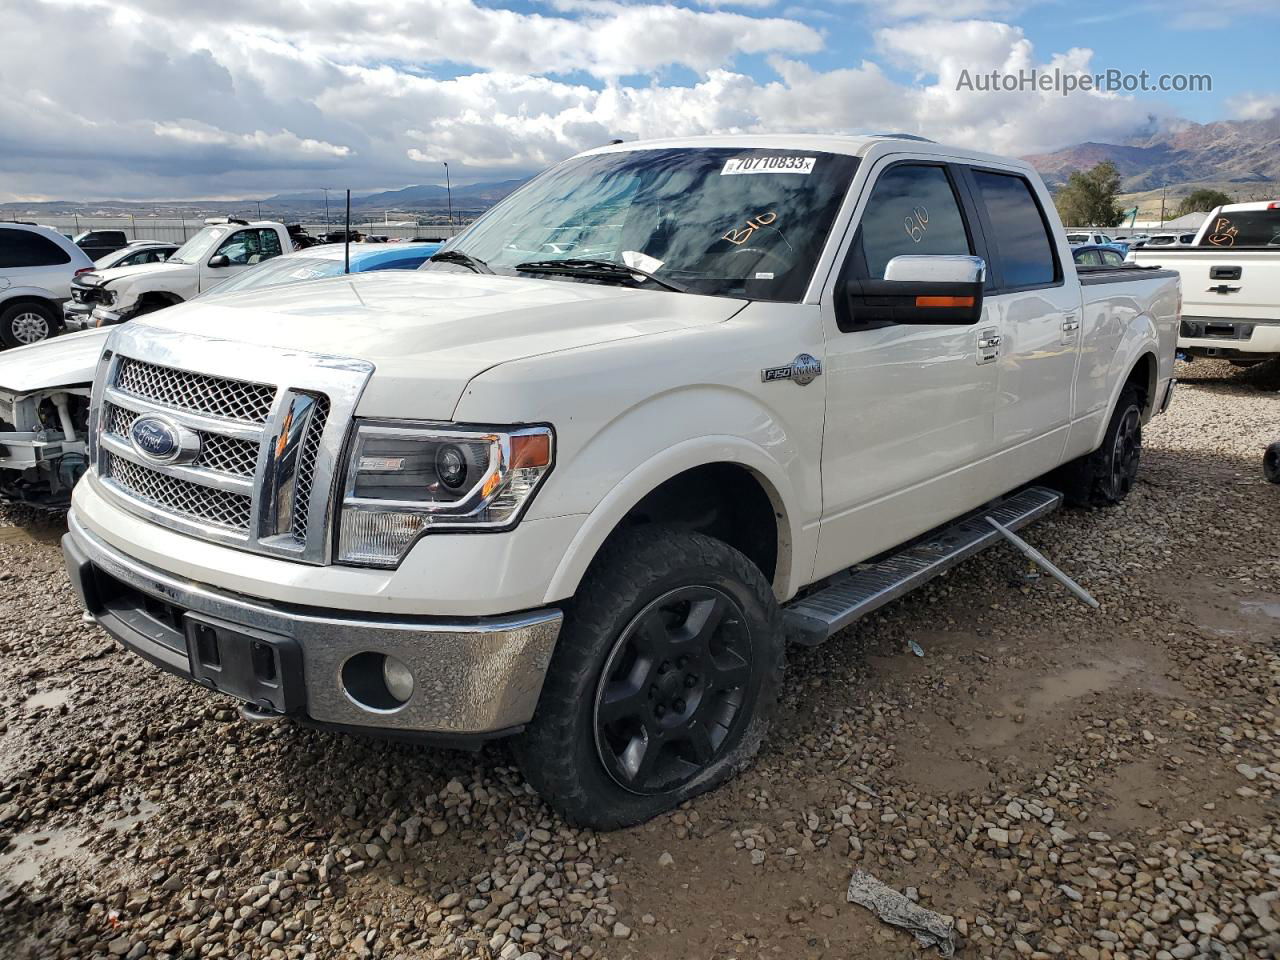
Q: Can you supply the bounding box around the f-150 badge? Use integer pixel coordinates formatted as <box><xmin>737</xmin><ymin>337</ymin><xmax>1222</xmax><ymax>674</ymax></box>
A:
<box><xmin>761</xmin><ymin>353</ymin><xmax>822</xmax><ymax>386</ymax></box>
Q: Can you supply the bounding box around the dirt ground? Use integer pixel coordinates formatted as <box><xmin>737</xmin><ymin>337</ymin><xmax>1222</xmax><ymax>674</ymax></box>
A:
<box><xmin>0</xmin><ymin>358</ymin><xmax>1277</xmax><ymax>960</ymax></box>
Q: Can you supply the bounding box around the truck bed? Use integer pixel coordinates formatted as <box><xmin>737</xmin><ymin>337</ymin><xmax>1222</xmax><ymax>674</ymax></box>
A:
<box><xmin>1130</xmin><ymin>245</ymin><xmax>1280</xmax><ymax>357</ymax></box>
<box><xmin>1074</xmin><ymin>263</ymin><xmax>1180</xmax><ymax>286</ymax></box>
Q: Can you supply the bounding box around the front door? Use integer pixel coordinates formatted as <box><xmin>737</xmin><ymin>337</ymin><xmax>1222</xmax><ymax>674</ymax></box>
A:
<box><xmin>814</xmin><ymin>159</ymin><xmax>999</xmax><ymax>581</ymax></box>
<box><xmin>200</xmin><ymin>228</ymin><xmax>284</xmax><ymax>292</ymax></box>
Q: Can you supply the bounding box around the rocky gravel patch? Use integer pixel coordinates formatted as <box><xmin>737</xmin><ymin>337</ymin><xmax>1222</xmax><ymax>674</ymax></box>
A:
<box><xmin>1</xmin><ymin>358</ymin><xmax>1277</xmax><ymax>959</ymax></box>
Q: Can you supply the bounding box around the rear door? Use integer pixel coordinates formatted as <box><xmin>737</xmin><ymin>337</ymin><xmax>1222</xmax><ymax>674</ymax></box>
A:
<box><xmin>0</xmin><ymin>226</ymin><xmax>77</xmax><ymax>300</ymax></box>
<box><xmin>961</xmin><ymin>167</ymin><xmax>1081</xmax><ymax>478</ymax></box>
<box><xmin>814</xmin><ymin>158</ymin><xmax>1000</xmax><ymax>579</ymax></box>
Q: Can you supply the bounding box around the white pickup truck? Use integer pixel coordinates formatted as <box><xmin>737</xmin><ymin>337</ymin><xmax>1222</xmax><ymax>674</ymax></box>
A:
<box><xmin>64</xmin><ymin>218</ymin><xmax>293</xmax><ymax>329</ymax></box>
<box><xmin>62</xmin><ymin>135</ymin><xmax>1179</xmax><ymax>827</ymax></box>
<box><xmin>1132</xmin><ymin>201</ymin><xmax>1280</xmax><ymax>363</ymax></box>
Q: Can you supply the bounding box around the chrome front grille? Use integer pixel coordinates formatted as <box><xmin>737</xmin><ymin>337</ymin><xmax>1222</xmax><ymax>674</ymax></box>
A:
<box><xmin>115</xmin><ymin>357</ymin><xmax>276</xmax><ymax>424</ymax></box>
<box><xmin>104</xmin><ymin>451</ymin><xmax>254</xmax><ymax>531</ymax></box>
<box><xmin>290</xmin><ymin>395</ymin><xmax>329</xmax><ymax>542</ymax></box>
<box><xmin>90</xmin><ymin>326</ymin><xmax>373</xmax><ymax>564</ymax></box>
<box><xmin>195</xmin><ymin>433</ymin><xmax>260</xmax><ymax>477</ymax></box>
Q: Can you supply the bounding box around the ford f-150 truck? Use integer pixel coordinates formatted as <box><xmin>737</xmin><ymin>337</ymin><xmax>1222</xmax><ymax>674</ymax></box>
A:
<box><xmin>64</xmin><ymin>218</ymin><xmax>293</xmax><ymax>329</ymax></box>
<box><xmin>1132</xmin><ymin>200</ymin><xmax>1280</xmax><ymax>363</ymax></box>
<box><xmin>63</xmin><ymin>135</ymin><xmax>1179</xmax><ymax>827</ymax></box>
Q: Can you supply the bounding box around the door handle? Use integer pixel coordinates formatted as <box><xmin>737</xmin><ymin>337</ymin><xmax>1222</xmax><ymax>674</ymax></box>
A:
<box><xmin>977</xmin><ymin>327</ymin><xmax>1000</xmax><ymax>364</ymax></box>
<box><xmin>1062</xmin><ymin>319</ymin><xmax>1080</xmax><ymax>332</ymax></box>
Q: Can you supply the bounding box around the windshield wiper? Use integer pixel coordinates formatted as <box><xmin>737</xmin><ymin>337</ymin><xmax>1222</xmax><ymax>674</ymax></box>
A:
<box><xmin>428</xmin><ymin>249</ymin><xmax>493</xmax><ymax>274</ymax></box>
<box><xmin>514</xmin><ymin>258</ymin><xmax>689</xmax><ymax>293</ymax></box>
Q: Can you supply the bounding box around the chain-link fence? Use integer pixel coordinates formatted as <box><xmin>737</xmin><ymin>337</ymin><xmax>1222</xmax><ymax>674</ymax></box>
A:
<box><xmin>10</xmin><ymin>216</ymin><xmax>467</xmax><ymax>244</ymax></box>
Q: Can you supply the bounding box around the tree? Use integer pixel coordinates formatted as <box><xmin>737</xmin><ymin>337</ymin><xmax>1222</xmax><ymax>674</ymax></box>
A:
<box><xmin>1054</xmin><ymin>162</ymin><xmax>1125</xmax><ymax>228</ymax></box>
<box><xmin>1176</xmin><ymin>188</ymin><xmax>1232</xmax><ymax>217</ymax></box>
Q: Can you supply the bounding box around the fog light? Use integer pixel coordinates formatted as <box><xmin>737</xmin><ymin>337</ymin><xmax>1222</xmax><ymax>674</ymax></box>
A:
<box><xmin>382</xmin><ymin>655</ymin><xmax>414</xmax><ymax>704</ymax></box>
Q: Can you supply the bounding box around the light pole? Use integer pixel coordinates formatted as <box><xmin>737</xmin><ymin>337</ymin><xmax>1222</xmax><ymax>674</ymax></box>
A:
<box><xmin>255</xmin><ymin>200</ymin><xmax>262</xmax><ymax>219</ymax></box>
<box><xmin>322</xmin><ymin>187</ymin><xmax>332</xmax><ymax>230</ymax></box>
<box><xmin>442</xmin><ymin>162</ymin><xmax>453</xmax><ymax>235</ymax></box>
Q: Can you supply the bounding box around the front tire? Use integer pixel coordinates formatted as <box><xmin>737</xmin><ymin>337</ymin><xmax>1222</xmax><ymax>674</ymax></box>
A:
<box><xmin>1055</xmin><ymin>386</ymin><xmax>1143</xmax><ymax>507</ymax></box>
<box><xmin>0</xmin><ymin>302</ymin><xmax>57</xmax><ymax>348</ymax></box>
<box><xmin>513</xmin><ymin>527</ymin><xmax>784</xmax><ymax>829</ymax></box>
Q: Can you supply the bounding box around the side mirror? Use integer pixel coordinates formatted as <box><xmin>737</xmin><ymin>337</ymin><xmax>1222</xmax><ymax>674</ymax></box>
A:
<box><xmin>207</xmin><ymin>254</ymin><xmax>230</xmax><ymax>268</ymax></box>
<box><xmin>846</xmin><ymin>255</ymin><xmax>986</xmax><ymax>325</ymax></box>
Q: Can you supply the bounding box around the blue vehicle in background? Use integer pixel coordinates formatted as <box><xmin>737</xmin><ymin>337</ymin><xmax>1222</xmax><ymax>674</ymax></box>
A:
<box><xmin>205</xmin><ymin>240</ymin><xmax>441</xmax><ymax>296</ymax></box>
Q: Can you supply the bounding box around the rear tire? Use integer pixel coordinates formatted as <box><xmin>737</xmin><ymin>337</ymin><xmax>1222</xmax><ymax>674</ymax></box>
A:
<box><xmin>0</xmin><ymin>302</ymin><xmax>57</xmax><ymax>348</ymax></box>
<box><xmin>1055</xmin><ymin>387</ymin><xmax>1143</xmax><ymax>507</ymax></box>
<box><xmin>512</xmin><ymin>526</ymin><xmax>784</xmax><ymax>829</ymax></box>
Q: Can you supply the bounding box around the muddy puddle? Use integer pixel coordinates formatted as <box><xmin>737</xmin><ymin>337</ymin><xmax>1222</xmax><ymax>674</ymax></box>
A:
<box><xmin>0</xmin><ymin>801</ymin><xmax>158</xmax><ymax>889</ymax></box>
<box><xmin>23</xmin><ymin>688</ymin><xmax>71</xmax><ymax>712</ymax></box>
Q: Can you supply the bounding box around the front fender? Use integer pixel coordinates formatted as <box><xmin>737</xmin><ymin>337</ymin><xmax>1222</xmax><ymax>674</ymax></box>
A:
<box><xmin>541</xmin><ymin>433</ymin><xmax>805</xmax><ymax>605</ymax></box>
<box><xmin>108</xmin><ymin>272</ymin><xmax>193</xmax><ymax>312</ymax></box>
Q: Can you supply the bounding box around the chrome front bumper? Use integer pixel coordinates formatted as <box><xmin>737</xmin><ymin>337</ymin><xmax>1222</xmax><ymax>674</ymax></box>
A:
<box><xmin>63</xmin><ymin>509</ymin><xmax>562</xmax><ymax>740</ymax></box>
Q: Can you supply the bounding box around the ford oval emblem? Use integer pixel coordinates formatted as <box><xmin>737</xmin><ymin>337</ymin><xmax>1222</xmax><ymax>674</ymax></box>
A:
<box><xmin>130</xmin><ymin>415</ymin><xmax>198</xmax><ymax>465</ymax></box>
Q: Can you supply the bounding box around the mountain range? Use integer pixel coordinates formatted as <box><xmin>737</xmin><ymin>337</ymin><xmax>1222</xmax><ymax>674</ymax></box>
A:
<box><xmin>0</xmin><ymin>179</ymin><xmax>529</xmax><ymax>218</ymax></box>
<box><xmin>1022</xmin><ymin>114</ymin><xmax>1280</xmax><ymax>196</ymax></box>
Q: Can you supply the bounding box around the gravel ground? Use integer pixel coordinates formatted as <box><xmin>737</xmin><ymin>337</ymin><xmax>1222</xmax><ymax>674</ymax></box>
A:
<box><xmin>1</xmin><ymin>358</ymin><xmax>1277</xmax><ymax>960</ymax></box>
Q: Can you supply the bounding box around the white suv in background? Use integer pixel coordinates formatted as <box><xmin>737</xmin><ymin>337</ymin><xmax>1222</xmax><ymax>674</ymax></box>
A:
<box><xmin>0</xmin><ymin>223</ymin><xmax>94</xmax><ymax>347</ymax></box>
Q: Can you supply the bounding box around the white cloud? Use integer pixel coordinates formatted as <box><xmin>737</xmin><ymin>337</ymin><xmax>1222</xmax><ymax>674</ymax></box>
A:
<box><xmin>1228</xmin><ymin>93</ymin><xmax>1280</xmax><ymax>121</ymax></box>
<box><xmin>0</xmin><ymin>2</ymin><xmax>1184</xmax><ymax>199</ymax></box>
<box><xmin>838</xmin><ymin>0</ymin><xmax>1023</xmax><ymax>20</ymax></box>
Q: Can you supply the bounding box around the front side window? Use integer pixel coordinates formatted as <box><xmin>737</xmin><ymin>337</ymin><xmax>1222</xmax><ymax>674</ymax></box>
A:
<box><xmin>973</xmin><ymin>171</ymin><xmax>1057</xmax><ymax>289</ymax></box>
<box><xmin>1100</xmin><ymin>250</ymin><xmax>1125</xmax><ymax>266</ymax></box>
<box><xmin>856</xmin><ymin>164</ymin><xmax>972</xmax><ymax>280</ymax></box>
<box><xmin>425</xmin><ymin>148</ymin><xmax>860</xmax><ymax>301</ymax></box>
<box><xmin>216</xmin><ymin>229</ymin><xmax>283</xmax><ymax>266</ymax></box>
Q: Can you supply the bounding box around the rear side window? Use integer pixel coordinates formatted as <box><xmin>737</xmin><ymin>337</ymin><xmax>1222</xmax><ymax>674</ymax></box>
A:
<box><xmin>0</xmin><ymin>228</ymin><xmax>72</xmax><ymax>268</ymax></box>
<box><xmin>857</xmin><ymin>164</ymin><xmax>972</xmax><ymax>280</ymax></box>
<box><xmin>972</xmin><ymin>171</ymin><xmax>1057</xmax><ymax>288</ymax></box>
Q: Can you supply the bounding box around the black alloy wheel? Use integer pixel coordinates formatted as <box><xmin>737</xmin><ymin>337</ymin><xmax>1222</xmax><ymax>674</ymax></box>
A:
<box><xmin>594</xmin><ymin>585</ymin><xmax>753</xmax><ymax>795</ymax></box>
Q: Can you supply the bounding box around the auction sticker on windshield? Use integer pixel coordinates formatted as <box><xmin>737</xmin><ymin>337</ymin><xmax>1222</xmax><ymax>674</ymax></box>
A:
<box><xmin>721</xmin><ymin>156</ymin><xmax>816</xmax><ymax>176</ymax></box>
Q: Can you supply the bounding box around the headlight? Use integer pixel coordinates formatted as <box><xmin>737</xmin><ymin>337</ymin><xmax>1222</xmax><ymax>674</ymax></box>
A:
<box><xmin>337</xmin><ymin>422</ymin><xmax>554</xmax><ymax>567</ymax></box>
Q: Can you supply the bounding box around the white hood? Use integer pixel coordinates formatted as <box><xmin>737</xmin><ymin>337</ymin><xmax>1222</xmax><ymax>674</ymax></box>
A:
<box><xmin>0</xmin><ymin>328</ymin><xmax>108</xmax><ymax>394</ymax></box>
<box><xmin>81</xmin><ymin>260</ymin><xmax>189</xmax><ymax>288</ymax></box>
<box><xmin>136</xmin><ymin>270</ymin><xmax>744</xmax><ymax>419</ymax></box>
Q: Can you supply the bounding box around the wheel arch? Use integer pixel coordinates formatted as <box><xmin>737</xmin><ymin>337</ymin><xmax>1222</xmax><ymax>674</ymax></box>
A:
<box><xmin>1089</xmin><ymin>346</ymin><xmax>1159</xmax><ymax>453</ymax></box>
<box><xmin>543</xmin><ymin>439</ymin><xmax>801</xmax><ymax>606</ymax></box>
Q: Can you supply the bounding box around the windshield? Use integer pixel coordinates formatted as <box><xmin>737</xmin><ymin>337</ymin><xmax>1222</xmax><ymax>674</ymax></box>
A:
<box><xmin>1200</xmin><ymin>210</ymin><xmax>1280</xmax><ymax>246</ymax></box>
<box><xmin>168</xmin><ymin>226</ymin><xmax>228</xmax><ymax>265</ymax></box>
<box><xmin>424</xmin><ymin>147</ymin><xmax>860</xmax><ymax>301</ymax></box>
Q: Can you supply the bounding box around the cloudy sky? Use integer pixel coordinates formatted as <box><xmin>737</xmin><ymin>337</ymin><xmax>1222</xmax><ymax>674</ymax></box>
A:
<box><xmin>0</xmin><ymin>0</ymin><xmax>1274</xmax><ymax>201</ymax></box>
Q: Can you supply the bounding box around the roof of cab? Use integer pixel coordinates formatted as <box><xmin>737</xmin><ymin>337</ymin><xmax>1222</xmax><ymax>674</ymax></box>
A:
<box><xmin>576</xmin><ymin>133</ymin><xmax>1031</xmax><ymax>173</ymax></box>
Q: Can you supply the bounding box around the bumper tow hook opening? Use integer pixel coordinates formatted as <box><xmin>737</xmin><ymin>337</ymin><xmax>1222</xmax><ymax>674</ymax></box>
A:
<box><xmin>239</xmin><ymin>702</ymin><xmax>287</xmax><ymax>724</ymax></box>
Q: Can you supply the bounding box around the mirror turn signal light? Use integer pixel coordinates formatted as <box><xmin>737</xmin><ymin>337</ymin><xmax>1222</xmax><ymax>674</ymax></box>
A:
<box><xmin>915</xmin><ymin>295</ymin><xmax>976</xmax><ymax>308</ymax></box>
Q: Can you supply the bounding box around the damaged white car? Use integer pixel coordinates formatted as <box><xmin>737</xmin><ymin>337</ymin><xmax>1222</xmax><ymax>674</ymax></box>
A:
<box><xmin>0</xmin><ymin>329</ymin><xmax>105</xmax><ymax>504</ymax></box>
